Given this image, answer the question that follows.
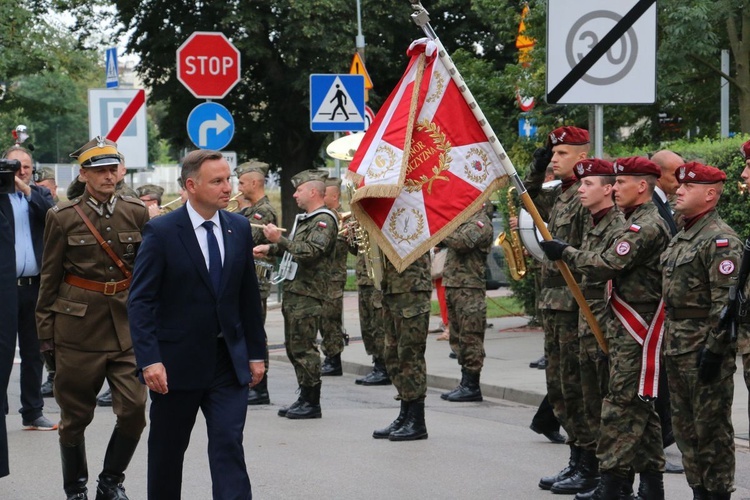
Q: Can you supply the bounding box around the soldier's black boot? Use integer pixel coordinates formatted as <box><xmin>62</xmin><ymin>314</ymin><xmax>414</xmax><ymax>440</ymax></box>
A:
<box><xmin>691</xmin><ymin>486</ymin><xmax>709</xmax><ymax>500</ymax></box>
<box><xmin>286</xmin><ymin>385</ymin><xmax>322</xmax><ymax>419</ymax></box>
<box><xmin>551</xmin><ymin>449</ymin><xmax>600</xmax><ymax>494</ymax></box>
<box><xmin>61</xmin><ymin>441</ymin><xmax>89</xmax><ymax>500</ymax></box>
<box><xmin>373</xmin><ymin>401</ymin><xmax>408</xmax><ymax>439</ymax></box>
<box><xmin>539</xmin><ymin>445</ymin><xmax>581</xmax><ymax>490</ymax></box>
<box><xmin>709</xmin><ymin>492</ymin><xmax>731</xmax><ymax>500</ymax></box>
<box><xmin>441</xmin><ymin>370</ymin><xmax>483</xmax><ymax>402</ymax></box>
<box><xmin>621</xmin><ymin>468</ymin><xmax>636</xmax><ymax>500</ymax></box>
<box><xmin>588</xmin><ymin>472</ymin><xmax>626</xmax><ymax>500</ymax></box>
<box><xmin>320</xmin><ymin>354</ymin><xmax>343</xmax><ymax>376</ymax></box>
<box><xmin>96</xmin><ymin>388</ymin><xmax>113</xmax><ymax>407</ymax></box>
<box><xmin>95</xmin><ymin>429</ymin><xmax>139</xmax><ymax>500</ymax></box>
<box><xmin>574</xmin><ymin>484</ymin><xmax>597</xmax><ymax>500</ymax></box>
<box><xmin>389</xmin><ymin>400</ymin><xmax>428</xmax><ymax>441</ymax></box>
<box><xmin>277</xmin><ymin>389</ymin><xmax>303</xmax><ymax>417</ymax></box>
<box><xmin>247</xmin><ymin>374</ymin><xmax>270</xmax><ymax>405</ymax></box>
<box><xmin>356</xmin><ymin>359</ymin><xmax>392</xmax><ymax>386</ymax></box>
<box><xmin>635</xmin><ymin>471</ymin><xmax>664</xmax><ymax>500</ymax></box>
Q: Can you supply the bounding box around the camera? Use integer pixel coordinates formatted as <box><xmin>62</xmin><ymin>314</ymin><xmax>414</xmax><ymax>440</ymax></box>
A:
<box><xmin>0</xmin><ymin>158</ymin><xmax>21</xmax><ymax>195</ymax></box>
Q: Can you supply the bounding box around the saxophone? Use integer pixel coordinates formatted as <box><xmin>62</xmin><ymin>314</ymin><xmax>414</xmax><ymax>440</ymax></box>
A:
<box><xmin>497</xmin><ymin>186</ymin><xmax>527</xmax><ymax>281</ymax></box>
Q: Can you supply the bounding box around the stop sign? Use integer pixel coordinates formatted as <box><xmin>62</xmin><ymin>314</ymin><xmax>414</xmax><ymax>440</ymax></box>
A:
<box><xmin>177</xmin><ymin>32</ymin><xmax>241</xmax><ymax>99</ymax></box>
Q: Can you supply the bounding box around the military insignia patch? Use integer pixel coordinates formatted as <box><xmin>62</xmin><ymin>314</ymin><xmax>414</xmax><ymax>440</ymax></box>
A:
<box><xmin>317</xmin><ymin>221</ymin><xmax>328</xmax><ymax>228</ymax></box>
<box><xmin>616</xmin><ymin>241</ymin><xmax>631</xmax><ymax>255</ymax></box>
<box><xmin>628</xmin><ymin>224</ymin><xmax>641</xmax><ymax>232</ymax></box>
<box><xmin>253</xmin><ymin>213</ymin><xmax>263</xmax><ymax>220</ymax></box>
<box><xmin>476</xmin><ymin>220</ymin><xmax>485</xmax><ymax>228</ymax></box>
<box><xmin>716</xmin><ymin>238</ymin><xmax>729</xmax><ymax>247</ymax></box>
<box><xmin>719</xmin><ymin>259</ymin><xmax>735</xmax><ymax>275</ymax></box>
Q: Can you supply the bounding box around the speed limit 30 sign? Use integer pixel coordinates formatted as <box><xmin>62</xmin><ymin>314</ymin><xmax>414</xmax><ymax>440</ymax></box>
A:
<box><xmin>546</xmin><ymin>0</ymin><xmax>656</xmax><ymax>104</ymax></box>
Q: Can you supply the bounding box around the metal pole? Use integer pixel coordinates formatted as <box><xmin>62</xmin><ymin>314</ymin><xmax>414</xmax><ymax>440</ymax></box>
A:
<box><xmin>594</xmin><ymin>105</ymin><xmax>604</xmax><ymax>159</ymax></box>
<box><xmin>721</xmin><ymin>49</ymin><xmax>730</xmax><ymax>138</ymax></box>
<box><xmin>355</xmin><ymin>0</ymin><xmax>365</xmax><ymax>58</ymax></box>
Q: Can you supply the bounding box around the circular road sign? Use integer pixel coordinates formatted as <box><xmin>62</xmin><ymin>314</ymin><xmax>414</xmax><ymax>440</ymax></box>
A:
<box><xmin>187</xmin><ymin>102</ymin><xmax>235</xmax><ymax>150</ymax></box>
<box><xmin>177</xmin><ymin>32</ymin><xmax>241</xmax><ymax>99</ymax></box>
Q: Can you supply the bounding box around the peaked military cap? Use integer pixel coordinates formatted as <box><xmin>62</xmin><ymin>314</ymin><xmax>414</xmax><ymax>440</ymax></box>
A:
<box><xmin>613</xmin><ymin>156</ymin><xmax>661</xmax><ymax>178</ymax></box>
<box><xmin>70</xmin><ymin>136</ymin><xmax>121</xmax><ymax>168</ymax></box>
<box><xmin>573</xmin><ymin>158</ymin><xmax>614</xmax><ymax>179</ymax></box>
<box><xmin>136</xmin><ymin>184</ymin><xmax>165</xmax><ymax>199</ymax></box>
<box><xmin>236</xmin><ymin>160</ymin><xmax>269</xmax><ymax>177</ymax></box>
<box><xmin>325</xmin><ymin>176</ymin><xmax>342</xmax><ymax>189</ymax></box>
<box><xmin>677</xmin><ymin>162</ymin><xmax>726</xmax><ymax>184</ymax></box>
<box><xmin>291</xmin><ymin>169</ymin><xmax>329</xmax><ymax>188</ymax></box>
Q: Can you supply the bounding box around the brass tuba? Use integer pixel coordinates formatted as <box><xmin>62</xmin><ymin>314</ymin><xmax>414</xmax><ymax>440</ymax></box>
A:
<box><xmin>497</xmin><ymin>186</ymin><xmax>527</xmax><ymax>281</ymax></box>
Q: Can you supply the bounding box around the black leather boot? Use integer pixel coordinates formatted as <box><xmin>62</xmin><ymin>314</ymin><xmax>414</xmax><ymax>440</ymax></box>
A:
<box><xmin>574</xmin><ymin>484</ymin><xmax>598</xmax><ymax>500</ymax></box>
<box><xmin>277</xmin><ymin>390</ymin><xmax>303</xmax><ymax>417</ymax></box>
<box><xmin>356</xmin><ymin>359</ymin><xmax>391</xmax><ymax>386</ymax></box>
<box><xmin>95</xmin><ymin>430</ymin><xmax>139</xmax><ymax>500</ymax></box>
<box><xmin>709</xmin><ymin>492</ymin><xmax>731</xmax><ymax>500</ymax></box>
<box><xmin>286</xmin><ymin>385</ymin><xmax>322</xmax><ymax>419</ymax></box>
<box><xmin>320</xmin><ymin>354</ymin><xmax>343</xmax><ymax>376</ymax></box>
<box><xmin>635</xmin><ymin>471</ymin><xmax>664</xmax><ymax>500</ymax></box>
<box><xmin>247</xmin><ymin>374</ymin><xmax>270</xmax><ymax>405</ymax></box>
<box><xmin>539</xmin><ymin>445</ymin><xmax>581</xmax><ymax>490</ymax></box>
<box><xmin>552</xmin><ymin>448</ymin><xmax>600</xmax><ymax>494</ymax></box>
<box><xmin>588</xmin><ymin>473</ymin><xmax>627</xmax><ymax>500</ymax></box>
<box><xmin>61</xmin><ymin>441</ymin><xmax>89</xmax><ymax>500</ymax></box>
<box><xmin>441</xmin><ymin>370</ymin><xmax>483</xmax><ymax>402</ymax></box>
<box><xmin>96</xmin><ymin>389</ymin><xmax>112</xmax><ymax>407</ymax></box>
<box><xmin>389</xmin><ymin>400</ymin><xmax>428</xmax><ymax>441</ymax></box>
<box><xmin>373</xmin><ymin>401</ymin><xmax>408</xmax><ymax>439</ymax></box>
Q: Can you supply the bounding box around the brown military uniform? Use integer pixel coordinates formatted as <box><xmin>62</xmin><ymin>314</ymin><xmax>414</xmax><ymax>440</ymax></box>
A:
<box><xmin>36</xmin><ymin>192</ymin><xmax>148</xmax><ymax>445</ymax></box>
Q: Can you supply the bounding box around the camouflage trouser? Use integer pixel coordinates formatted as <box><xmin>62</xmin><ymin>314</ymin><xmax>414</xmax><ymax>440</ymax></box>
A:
<box><xmin>282</xmin><ymin>292</ymin><xmax>322</xmax><ymax>388</ymax></box>
<box><xmin>541</xmin><ymin>309</ymin><xmax>584</xmax><ymax>446</ymax></box>
<box><xmin>578</xmin><ymin>334</ymin><xmax>609</xmax><ymax>451</ymax></box>
<box><xmin>382</xmin><ymin>290</ymin><xmax>430</xmax><ymax>402</ymax></box>
<box><xmin>320</xmin><ymin>283</ymin><xmax>345</xmax><ymax>357</ymax></box>
<box><xmin>359</xmin><ymin>285</ymin><xmax>384</xmax><ymax>360</ymax></box>
<box><xmin>666</xmin><ymin>351</ymin><xmax>735</xmax><ymax>493</ymax></box>
<box><xmin>445</xmin><ymin>287</ymin><xmax>486</xmax><ymax>374</ymax></box>
<box><xmin>597</xmin><ymin>324</ymin><xmax>665</xmax><ymax>476</ymax></box>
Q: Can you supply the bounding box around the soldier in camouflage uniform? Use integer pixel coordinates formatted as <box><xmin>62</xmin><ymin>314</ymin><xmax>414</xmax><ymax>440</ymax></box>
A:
<box><xmin>525</xmin><ymin>126</ymin><xmax>590</xmax><ymax>491</ymax></box>
<box><xmin>253</xmin><ymin>169</ymin><xmax>337</xmax><ymax>419</ymax></box>
<box><xmin>136</xmin><ymin>184</ymin><xmax>164</xmax><ymax>219</ymax></box>
<box><xmin>372</xmin><ymin>253</ymin><xmax>432</xmax><ymax>441</ymax></box>
<box><xmin>238</xmin><ymin>160</ymin><xmax>277</xmax><ymax>405</ymax></box>
<box><xmin>739</xmin><ymin>140</ymin><xmax>750</xmax><ymax>446</ymax></box>
<box><xmin>35</xmin><ymin>167</ymin><xmax>59</xmax><ymax>203</ymax></box>
<box><xmin>662</xmin><ymin>162</ymin><xmax>740</xmax><ymax>500</ymax></box>
<box><xmin>439</xmin><ymin>206</ymin><xmax>492</xmax><ymax>402</ymax></box>
<box><xmin>319</xmin><ymin>177</ymin><xmax>347</xmax><ymax>376</ymax></box>
<box><xmin>67</xmin><ymin>153</ymin><xmax>137</xmax><ymax>200</ymax></box>
<box><xmin>541</xmin><ymin>156</ymin><xmax>671</xmax><ymax>499</ymax></box>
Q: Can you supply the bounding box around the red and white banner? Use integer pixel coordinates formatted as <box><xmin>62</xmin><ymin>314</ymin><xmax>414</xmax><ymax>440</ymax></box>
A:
<box><xmin>348</xmin><ymin>39</ymin><xmax>508</xmax><ymax>272</ymax></box>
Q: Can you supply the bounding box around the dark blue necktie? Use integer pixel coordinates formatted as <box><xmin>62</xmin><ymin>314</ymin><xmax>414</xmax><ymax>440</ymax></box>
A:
<box><xmin>202</xmin><ymin>221</ymin><xmax>222</xmax><ymax>293</ymax></box>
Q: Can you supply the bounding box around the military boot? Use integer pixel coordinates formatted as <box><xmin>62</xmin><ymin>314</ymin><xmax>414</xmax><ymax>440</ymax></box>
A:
<box><xmin>96</xmin><ymin>388</ymin><xmax>113</xmax><ymax>407</ymax></box>
<box><xmin>441</xmin><ymin>370</ymin><xmax>483</xmax><ymax>402</ymax></box>
<box><xmin>247</xmin><ymin>373</ymin><xmax>270</xmax><ymax>405</ymax></box>
<box><xmin>320</xmin><ymin>354</ymin><xmax>343</xmax><ymax>376</ymax></box>
<box><xmin>588</xmin><ymin>473</ymin><xmax>627</xmax><ymax>500</ymax></box>
<box><xmin>635</xmin><ymin>471</ymin><xmax>664</xmax><ymax>500</ymax></box>
<box><xmin>61</xmin><ymin>441</ymin><xmax>89</xmax><ymax>500</ymax></box>
<box><xmin>95</xmin><ymin>430</ymin><xmax>139</xmax><ymax>500</ymax></box>
<box><xmin>373</xmin><ymin>401</ymin><xmax>408</xmax><ymax>439</ymax></box>
<box><xmin>277</xmin><ymin>390</ymin><xmax>303</xmax><ymax>417</ymax></box>
<box><xmin>286</xmin><ymin>385</ymin><xmax>322</xmax><ymax>419</ymax></box>
<box><xmin>709</xmin><ymin>492</ymin><xmax>731</xmax><ymax>500</ymax></box>
<box><xmin>356</xmin><ymin>359</ymin><xmax>391</xmax><ymax>386</ymax></box>
<box><xmin>539</xmin><ymin>445</ymin><xmax>581</xmax><ymax>490</ymax></box>
<box><xmin>389</xmin><ymin>400</ymin><xmax>428</xmax><ymax>441</ymax></box>
<box><xmin>551</xmin><ymin>448</ymin><xmax>600</xmax><ymax>494</ymax></box>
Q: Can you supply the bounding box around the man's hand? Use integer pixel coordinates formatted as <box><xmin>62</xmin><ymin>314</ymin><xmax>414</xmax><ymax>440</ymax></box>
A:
<box><xmin>147</xmin><ymin>204</ymin><xmax>161</xmax><ymax>219</ymax></box>
<box><xmin>249</xmin><ymin>361</ymin><xmax>264</xmax><ymax>387</ymax></box>
<box><xmin>14</xmin><ymin>176</ymin><xmax>31</xmax><ymax>197</ymax></box>
<box><xmin>39</xmin><ymin>339</ymin><xmax>54</xmax><ymax>353</ymax></box>
<box><xmin>253</xmin><ymin>244</ymin><xmax>270</xmax><ymax>258</ymax></box>
<box><xmin>263</xmin><ymin>223</ymin><xmax>282</xmax><ymax>243</ymax></box>
<box><xmin>143</xmin><ymin>363</ymin><xmax>169</xmax><ymax>394</ymax></box>
<box><xmin>539</xmin><ymin>238</ymin><xmax>570</xmax><ymax>261</ymax></box>
<box><xmin>532</xmin><ymin>146</ymin><xmax>553</xmax><ymax>174</ymax></box>
<box><xmin>696</xmin><ymin>347</ymin><xmax>723</xmax><ymax>383</ymax></box>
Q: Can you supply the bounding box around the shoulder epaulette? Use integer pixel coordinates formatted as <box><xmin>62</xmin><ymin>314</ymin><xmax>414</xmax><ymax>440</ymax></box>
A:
<box><xmin>52</xmin><ymin>198</ymin><xmax>81</xmax><ymax>212</ymax></box>
<box><xmin>120</xmin><ymin>194</ymin><xmax>146</xmax><ymax>207</ymax></box>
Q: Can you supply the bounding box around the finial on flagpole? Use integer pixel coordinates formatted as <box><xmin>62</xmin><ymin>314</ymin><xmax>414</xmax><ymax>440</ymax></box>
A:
<box><xmin>409</xmin><ymin>0</ymin><xmax>433</xmax><ymax>33</ymax></box>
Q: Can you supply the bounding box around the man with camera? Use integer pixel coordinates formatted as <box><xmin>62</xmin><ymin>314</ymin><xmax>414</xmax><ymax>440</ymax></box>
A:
<box><xmin>0</xmin><ymin>145</ymin><xmax>56</xmax><ymax>434</ymax></box>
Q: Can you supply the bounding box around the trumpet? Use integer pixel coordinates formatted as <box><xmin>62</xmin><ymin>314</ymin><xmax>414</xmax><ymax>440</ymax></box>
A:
<box><xmin>159</xmin><ymin>197</ymin><xmax>183</xmax><ymax>215</ymax></box>
<box><xmin>225</xmin><ymin>193</ymin><xmax>245</xmax><ymax>212</ymax></box>
<box><xmin>738</xmin><ymin>181</ymin><xmax>748</xmax><ymax>196</ymax></box>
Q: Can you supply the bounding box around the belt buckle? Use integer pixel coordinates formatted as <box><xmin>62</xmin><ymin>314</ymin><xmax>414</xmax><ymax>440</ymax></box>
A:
<box><xmin>103</xmin><ymin>281</ymin><xmax>117</xmax><ymax>296</ymax></box>
<box><xmin>16</xmin><ymin>278</ymin><xmax>24</xmax><ymax>286</ymax></box>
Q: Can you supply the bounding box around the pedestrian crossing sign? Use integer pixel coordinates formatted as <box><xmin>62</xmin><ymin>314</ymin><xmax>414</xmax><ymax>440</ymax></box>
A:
<box><xmin>310</xmin><ymin>74</ymin><xmax>365</xmax><ymax>132</ymax></box>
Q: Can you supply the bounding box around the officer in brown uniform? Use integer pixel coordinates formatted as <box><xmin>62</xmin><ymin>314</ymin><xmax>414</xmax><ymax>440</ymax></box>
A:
<box><xmin>36</xmin><ymin>137</ymin><xmax>149</xmax><ymax>500</ymax></box>
<box><xmin>320</xmin><ymin>176</ymin><xmax>347</xmax><ymax>376</ymax></box>
<box><xmin>67</xmin><ymin>152</ymin><xmax>137</xmax><ymax>200</ymax></box>
<box><xmin>237</xmin><ymin>160</ymin><xmax>277</xmax><ymax>405</ymax></box>
<box><xmin>253</xmin><ymin>169</ymin><xmax>337</xmax><ymax>419</ymax></box>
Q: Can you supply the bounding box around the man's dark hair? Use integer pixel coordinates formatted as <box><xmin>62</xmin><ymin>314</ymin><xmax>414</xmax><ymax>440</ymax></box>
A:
<box><xmin>181</xmin><ymin>150</ymin><xmax>224</xmax><ymax>186</ymax></box>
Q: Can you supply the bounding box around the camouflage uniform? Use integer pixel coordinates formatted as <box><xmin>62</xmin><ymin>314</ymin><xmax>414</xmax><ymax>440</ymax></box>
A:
<box><xmin>381</xmin><ymin>253</ymin><xmax>432</xmax><ymax>402</ymax></box>
<box><xmin>319</xmin><ymin>205</ymin><xmax>347</xmax><ymax>358</ymax></box>
<box><xmin>577</xmin><ymin>207</ymin><xmax>625</xmax><ymax>452</ymax></box>
<box><xmin>562</xmin><ymin>201</ymin><xmax>670</xmax><ymax>477</ymax></box>
<box><xmin>268</xmin><ymin>209</ymin><xmax>337</xmax><ymax>388</ymax></box>
<box><xmin>661</xmin><ymin>210</ymin><xmax>739</xmax><ymax>494</ymax></box>
<box><xmin>443</xmin><ymin>210</ymin><xmax>493</xmax><ymax>374</ymax></box>
<box><xmin>355</xmin><ymin>251</ymin><xmax>384</xmax><ymax>361</ymax></box>
<box><xmin>526</xmin><ymin>169</ymin><xmax>588</xmax><ymax>445</ymax></box>
<box><xmin>241</xmin><ymin>195</ymin><xmax>277</xmax><ymax>321</ymax></box>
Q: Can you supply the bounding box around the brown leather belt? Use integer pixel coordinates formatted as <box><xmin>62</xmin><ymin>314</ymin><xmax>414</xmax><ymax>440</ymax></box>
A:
<box><xmin>665</xmin><ymin>307</ymin><xmax>710</xmax><ymax>320</ymax></box>
<box><xmin>64</xmin><ymin>274</ymin><xmax>130</xmax><ymax>296</ymax></box>
<box><xmin>583</xmin><ymin>287</ymin><xmax>605</xmax><ymax>300</ymax></box>
<box><xmin>543</xmin><ymin>274</ymin><xmax>582</xmax><ymax>288</ymax></box>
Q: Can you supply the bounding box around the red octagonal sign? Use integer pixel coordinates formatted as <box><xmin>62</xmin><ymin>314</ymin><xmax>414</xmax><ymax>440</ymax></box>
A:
<box><xmin>177</xmin><ymin>32</ymin><xmax>241</xmax><ymax>99</ymax></box>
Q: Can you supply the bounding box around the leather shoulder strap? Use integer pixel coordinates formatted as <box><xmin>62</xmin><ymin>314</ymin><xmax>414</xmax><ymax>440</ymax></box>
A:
<box><xmin>72</xmin><ymin>204</ymin><xmax>132</xmax><ymax>278</ymax></box>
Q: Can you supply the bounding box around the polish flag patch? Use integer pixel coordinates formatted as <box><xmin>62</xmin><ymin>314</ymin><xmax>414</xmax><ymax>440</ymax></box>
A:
<box><xmin>629</xmin><ymin>224</ymin><xmax>641</xmax><ymax>233</ymax></box>
<box><xmin>716</xmin><ymin>238</ymin><xmax>729</xmax><ymax>248</ymax></box>
<box><xmin>318</xmin><ymin>221</ymin><xmax>328</xmax><ymax>228</ymax></box>
<box><xmin>476</xmin><ymin>220</ymin><xmax>485</xmax><ymax>228</ymax></box>
<box><xmin>719</xmin><ymin>259</ymin><xmax>735</xmax><ymax>275</ymax></box>
<box><xmin>253</xmin><ymin>213</ymin><xmax>263</xmax><ymax>220</ymax></box>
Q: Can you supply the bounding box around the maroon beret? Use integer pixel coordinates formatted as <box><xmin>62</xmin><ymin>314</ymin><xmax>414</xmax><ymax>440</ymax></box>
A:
<box><xmin>548</xmin><ymin>126</ymin><xmax>589</xmax><ymax>146</ymax></box>
<box><xmin>676</xmin><ymin>161</ymin><xmax>726</xmax><ymax>184</ymax></box>
<box><xmin>613</xmin><ymin>156</ymin><xmax>661</xmax><ymax>178</ymax></box>
<box><xmin>573</xmin><ymin>158</ymin><xmax>614</xmax><ymax>179</ymax></box>
<box><xmin>741</xmin><ymin>140</ymin><xmax>750</xmax><ymax>160</ymax></box>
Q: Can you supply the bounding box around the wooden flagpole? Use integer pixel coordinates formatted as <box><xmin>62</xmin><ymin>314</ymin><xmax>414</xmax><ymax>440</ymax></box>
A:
<box><xmin>407</xmin><ymin>0</ymin><xmax>608</xmax><ymax>353</ymax></box>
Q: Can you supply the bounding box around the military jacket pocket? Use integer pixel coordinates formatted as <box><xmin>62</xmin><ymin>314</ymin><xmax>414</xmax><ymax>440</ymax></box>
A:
<box><xmin>50</xmin><ymin>297</ymin><xmax>88</xmax><ymax>317</ymax></box>
<box><xmin>402</xmin><ymin>301</ymin><xmax>431</xmax><ymax>319</ymax></box>
<box><xmin>118</xmin><ymin>231</ymin><xmax>142</xmax><ymax>245</ymax></box>
<box><xmin>68</xmin><ymin>233</ymin><xmax>97</xmax><ymax>247</ymax></box>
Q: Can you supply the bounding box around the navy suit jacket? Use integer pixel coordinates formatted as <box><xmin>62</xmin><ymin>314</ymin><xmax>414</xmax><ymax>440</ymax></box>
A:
<box><xmin>0</xmin><ymin>185</ymin><xmax>54</xmax><ymax>270</ymax></box>
<box><xmin>0</xmin><ymin>207</ymin><xmax>17</xmax><ymax>477</ymax></box>
<box><xmin>128</xmin><ymin>205</ymin><xmax>267</xmax><ymax>391</ymax></box>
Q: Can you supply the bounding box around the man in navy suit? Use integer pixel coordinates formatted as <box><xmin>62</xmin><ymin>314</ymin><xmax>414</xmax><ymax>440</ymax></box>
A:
<box><xmin>0</xmin><ymin>146</ymin><xmax>56</xmax><ymax>431</ymax></box>
<box><xmin>128</xmin><ymin>149</ymin><xmax>267</xmax><ymax>500</ymax></box>
<box><xmin>0</xmin><ymin>205</ymin><xmax>18</xmax><ymax>478</ymax></box>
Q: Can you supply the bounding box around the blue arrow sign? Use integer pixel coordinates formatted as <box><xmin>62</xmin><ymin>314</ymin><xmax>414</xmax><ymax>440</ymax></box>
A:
<box><xmin>187</xmin><ymin>102</ymin><xmax>235</xmax><ymax>150</ymax></box>
<box><xmin>105</xmin><ymin>48</ymin><xmax>119</xmax><ymax>88</ymax></box>
<box><xmin>310</xmin><ymin>74</ymin><xmax>365</xmax><ymax>132</ymax></box>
